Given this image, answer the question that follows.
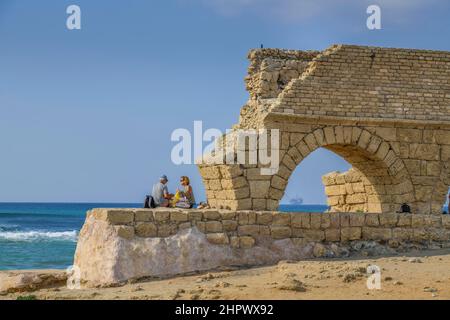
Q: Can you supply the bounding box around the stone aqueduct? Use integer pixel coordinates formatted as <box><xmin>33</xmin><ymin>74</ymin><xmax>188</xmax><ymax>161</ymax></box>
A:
<box><xmin>73</xmin><ymin>45</ymin><xmax>450</xmax><ymax>285</ymax></box>
<box><xmin>198</xmin><ymin>44</ymin><xmax>450</xmax><ymax>215</ymax></box>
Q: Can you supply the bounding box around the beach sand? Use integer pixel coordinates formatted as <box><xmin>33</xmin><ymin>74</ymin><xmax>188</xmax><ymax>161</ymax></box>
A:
<box><xmin>2</xmin><ymin>248</ymin><xmax>450</xmax><ymax>300</ymax></box>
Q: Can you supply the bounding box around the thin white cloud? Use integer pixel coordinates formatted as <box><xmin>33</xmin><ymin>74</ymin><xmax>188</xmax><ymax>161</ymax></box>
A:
<box><xmin>190</xmin><ymin>0</ymin><xmax>438</xmax><ymax>23</ymax></box>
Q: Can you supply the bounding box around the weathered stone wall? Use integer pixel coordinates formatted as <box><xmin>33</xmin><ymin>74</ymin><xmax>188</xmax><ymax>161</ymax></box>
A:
<box><xmin>74</xmin><ymin>208</ymin><xmax>450</xmax><ymax>285</ymax></box>
<box><xmin>322</xmin><ymin>169</ymin><xmax>368</xmax><ymax>212</ymax></box>
<box><xmin>199</xmin><ymin>44</ymin><xmax>450</xmax><ymax>215</ymax></box>
<box><xmin>87</xmin><ymin>208</ymin><xmax>450</xmax><ymax>244</ymax></box>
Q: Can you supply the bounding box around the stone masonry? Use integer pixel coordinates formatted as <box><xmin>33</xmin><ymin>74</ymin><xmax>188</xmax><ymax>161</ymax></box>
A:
<box><xmin>87</xmin><ymin>208</ymin><xmax>450</xmax><ymax>244</ymax></box>
<box><xmin>74</xmin><ymin>208</ymin><xmax>450</xmax><ymax>285</ymax></box>
<box><xmin>198</xmin><ymin>45</ymin><xmax>450</xmax><ymax>214</ymax></box>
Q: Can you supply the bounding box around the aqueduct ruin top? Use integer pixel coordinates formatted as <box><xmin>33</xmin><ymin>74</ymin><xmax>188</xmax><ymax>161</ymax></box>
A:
<box><xmin>198</xmin><ymin>44</ymin><xmax>450</xmax><ymax>215</ymax></box>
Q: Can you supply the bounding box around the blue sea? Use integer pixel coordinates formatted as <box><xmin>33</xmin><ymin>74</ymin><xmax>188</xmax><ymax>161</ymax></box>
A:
<box><xmin>0</xmin><ymin>203</ymin><xmax>327</xmax><ymax>270</ymax></box>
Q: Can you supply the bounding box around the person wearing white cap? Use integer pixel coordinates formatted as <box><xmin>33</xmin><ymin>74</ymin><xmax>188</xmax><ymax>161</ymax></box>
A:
<box><xmin>151</xmin><ymin>175</ymin><xmax>172</xmax><ymax>207</ymax></box>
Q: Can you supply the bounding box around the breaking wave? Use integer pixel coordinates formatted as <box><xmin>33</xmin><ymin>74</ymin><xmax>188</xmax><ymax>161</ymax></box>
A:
<box><xmin>0</xmin><ymin>230</ymin><xmax>78</xmax><ymax>242</ymax></box>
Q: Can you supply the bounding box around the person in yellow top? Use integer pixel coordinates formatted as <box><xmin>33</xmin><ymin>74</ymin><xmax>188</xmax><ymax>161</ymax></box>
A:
<box><xmin>173</xmin><ymin>176</ymin><xmax>196</xmax><ymax>208</ymax></box>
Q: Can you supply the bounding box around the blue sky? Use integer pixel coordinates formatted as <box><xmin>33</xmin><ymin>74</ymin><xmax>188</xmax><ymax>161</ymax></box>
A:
<box><xmin>0</xmin><ymin>0</ymin><xmax>449</xmax><ymax>204</ymax></box>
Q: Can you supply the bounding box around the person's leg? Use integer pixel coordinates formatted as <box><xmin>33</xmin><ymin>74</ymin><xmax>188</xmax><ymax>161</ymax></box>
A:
<box><xmin>160</xmin><ymin>199</ymin><xmax>170</xmax><ymax>207</ymax></box>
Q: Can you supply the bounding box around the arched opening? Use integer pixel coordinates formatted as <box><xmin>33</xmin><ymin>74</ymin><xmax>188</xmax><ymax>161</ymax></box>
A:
<box><xmin>280</xmin><ymin>148</ymin><xmax>350</xmax><ymax>211</ymax></box>
<box><xmin>271</xmin><ymin>127</ymin><xmax>415</xmax><ymax>213</ymax></box>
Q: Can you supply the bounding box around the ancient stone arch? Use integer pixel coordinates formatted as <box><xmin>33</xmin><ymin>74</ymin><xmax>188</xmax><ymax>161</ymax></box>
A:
<box><xmin>198</xmin><ymin>44</ymin><xmax>450</xmax><ymax>215</ymax></box>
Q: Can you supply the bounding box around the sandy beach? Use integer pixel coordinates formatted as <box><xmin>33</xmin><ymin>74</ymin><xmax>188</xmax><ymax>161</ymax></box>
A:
<box><xmin>2</xmin><ymin>248</ymin><xmax>450</xmax><ymax>300</ymax></box>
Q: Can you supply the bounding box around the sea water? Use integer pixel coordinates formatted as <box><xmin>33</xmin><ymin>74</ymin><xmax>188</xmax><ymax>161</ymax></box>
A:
<box><xmin>0</xmin><ymin>203</ymin><xmax>327</xmax><ymax>270</ymax></box>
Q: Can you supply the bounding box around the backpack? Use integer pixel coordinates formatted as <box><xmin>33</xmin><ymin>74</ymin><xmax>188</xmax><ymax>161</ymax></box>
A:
<box><xmin>144</xmin><ymin>195</ymin><xmax>156</xmax><ymax>208</ymax></box>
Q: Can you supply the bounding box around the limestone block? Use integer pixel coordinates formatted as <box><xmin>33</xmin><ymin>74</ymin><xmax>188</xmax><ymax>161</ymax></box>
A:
<box><xmin>334</xmin><ymin>126</ymin><xmax>344</xmax><ymax>144</ymax></box>
<box><xmin>252</xmin><ymin>199</ymin><xmax>267</xmax><ymax>211</ymax></box>
<box><xmin>366</xmin><ymin>136</ymin><xmax>382</xmax><ymax>154</ymax></box>
<box><xmin>397</xmin><ymin>214</ymin><xmax>412</xmax><ymax>227</ymax></box>
<box><xmin>304</xmin><ymin>133</ymin><xmax>318</xmax><ymax>151</ymax></box>
<box><xmin>266</xmin><ymin>199</ymin><xmax>279</xmax><ymax>211</ymax></box>
<box><xmin>220</xmin><ymin>165</ymin><xmax>244</xmax><ymax>179</ymax></box>
<box><xmin>325</xmin><ymin>229</ymin><xmax>341</xmax><ymax>242</ymax></box>
<box><xmin>397</xmin><ymin>128</ymin><xmax>422</xmax><ymax>143</ymax></box>
<box><xmin>287</xmin><ymin>147</ymin><xmax>302</xmax><ymax>164</ymax></box>
<box><xmin>158</xmin><ymin>224</ymin><xmax>177</xmax><ymax>237</ymax></box>
<box><xmin>219</xmin><ymin>210</ymin><xmax>236</xmax><ymax>220</ymax></box>
<box><xmin>302</xmin><ymin>229</ymin><xmax>325</xmax><ymax>241</ymax></box>
<box><xmin>428</xmin><ymin>228</ymin><xmax>449</xmax><ymax>242</ymax></box>
<box><xmin>375</xmin><ymin>127</ymin><xmax>396</xmax><ymax>142</ymax></box>
<box><xmin>412</xmin><ymin>228</ymin><xmax>429</xmax><ymax>242</ymax></box>
<box><xmin>325</xmin><ymin>185</ymin><xmax>342</xmax><ymax>196</ymax></box>
<box><xmin>256</xmin><ymin>212</ymin><xmax>273</xmax><ymax>225</ymax></box>
<box><xmin>238</xmin><ymin>225</ymin><xmax>260</xmax><ymax>237</ymax></box>
<box><xmin>271</xmin><ymin>175</ymin><xmax>288</xmax><ymax>190</ymax></box>
<box><xmin>351</xmin><ymin>127</ymin><xmax>362</xmax><ymax>145</ymax></box>
<box><xmin>222</xmin><ymin>220</ymin><xmax>238</xmax><ymax>231</ymax></box>
<box><xmin>245</xmin><ymin>168</ymin><xmax>272</xmax><ymax>180</ymax></box>
<box><xmin>327</xmin><ymin>196</ymin><xmax>341</xmax><ymax>206</ymax></box>
<box><xmin>154</xmin><ymin>211</ymin><xmax>170</xmax><ymax>222</ymax></box>
<box><xmin>206</xmin><ymin>233</ymin><xmax>229</xmax><ymax>245</ymax></box>
<box><xmin>239</xmin><ymin>236</ymin><xmax>256</xmax><ymax>248</ymax></box>
<box><xmin>134</xmin><ymin>210</ymin><xmax>154</xmax><ymax>222</ymax></box>
<box><xmin>135</xmin><ymin>222</ymin><xmax>157</xmax><ymax>238</ymax></box>
<box><xmin>313</xmin><ymin>129</ymin><xmax>325</xmax><ymax>146</ymax></box>
<box><xmin>249</xmin><ymin>180</ymin><xmax>271</xmax><ymax>198</ymax></box>
<box><xmin>392</xmin><ymin>228</ymin><xmax>413</xmax><ymax>240</ymax></box>
<box><xmin>272</xmin><ymin>213</ymin><xmax>291</xmax><ymax>226</ymax></box>
<box><xmin>320</xmin><ymin>213</ymin><xmax>331</xmax><ymax>229</ymax></box>
<box><xmin>362</xmin><ymin>227</ymin><xmax>392</xmax><ymax>241</ymax></box>
<box><xmin>270</xmin><ymin>226</ymin><xmax>292</xmax><ymax>239</ymax></box>
<box><xmin>410</xmin><ymin>144</ymin><xmax>440</xmax><ymax>161</ymax></box>
<box><xmin>204</xmin><ymin>220</ymin><xmax>222</xmax><ymax>233</ymax></box>
<box><xmin>365</xmin><ymin>214</ymin><xmax>380</xmax><ymax>226</ymax></box>
<box><xmin>340</xmin><ymin>213</ymin><xmax>350</xmax><ymax>227</ymax></box>
<box><xmin>296</xmin><ymin>141</ymin><xmax>311</xmax><ymax>158</ymax></box>
<box><xmin>290</xmin><ymin>133</ymin><xmax>305</xmax><ymax>146</ymax></box>
<box><xmin>441</xmin><ymin>146</ymin><xmax>450</xmax><ymax>161</ymax></box>
<box><xmin>203</xmin><ymin>210</ymin><xmax>221</xmax><ymax>220</ymax></box>
<box><xmin>178</xmin><ymin>222</ymin><xmax>192</xmax><ymax>230</ymax></box>
<box><xmin>343</xmin><ymin>127</ymin><xmax>353</xmax><ymax>144</ymax></box>
<box><xmin>357</xmin><ymin>130</ymin><xmax>371</xmax><ymax>149</ymax></box>
<box><xmin>434</xmin><ymin>130</ymin><xmax>450</xmax><ymax>145</ymax></box>
<box><xmin>379</xmin><ymin>213</ymin><xmax>398</xmax><ymax>227</ymax></box>
<box><xmin>341</xmin><ymin>227</ymin><xmax>362</xmax><ymax>242</ymax></box>
<box><xmin>411</xmin><ymin>215</ymin><xmax>425</xmax><ymax>228</ymax></box>
<box><xmin>114</xmin><ymin>226</ymin><xmax>135</xmax><ymax>240</ymax></box>
<box><xmin>423</xmin><ymin>215</ymin><xmax>441</xmax><ymax>228</ymax></box>
<box><xmin>310</xmin><ymin>214</ymin><xmax>322</xmax><ymax>229</ymax></box>
<box><xmin>105</xmin><ymin>210</ymin><xmax>134</xmax><ymax>225</ymax></box>
<box><xmin>330</xmin><ymin>214</ymin><xmax>340</xmax><ymax>228</ymax></box>
<box><xmin>349</xmin><ymin>214</ymin><xmax>365</xmax><ymax>227</ymax></box>
<box><xmin>443</xmin><ymin>215</ymin><xmax>450</xmax><ymax>229</ymax></box>
<box><xmin>259</xmin><ymin>225</ymin><xmax>271</xmax><ymax>236</ymax></box>
<box><xmin>322</xmin><ymin>172</ymin><xmax>337</xmax><ymax>185</ymax></box>
<box><xmin>323</xmin><ymin>127</ymin><xmax>336</xmax><ymax>144</ymax></box>
<box><xmin>375</xmin><ymin>142</ymin><xmax>390</xmax><ymax>160</ymax></box>
<box><xmin>277</xmin><ymin>165</ymin><xmax>292</xmax><ymax>180</ymax></box>
<box><xmin>199</xmin><ymin>165</ymin><xmax>221</xmax><ymax>179</ymax></box>
<box><xmin>346</xmin><ymin>193</ymin><xmax>366</xmax><ymax>204</ymax></box>
<box><xmin>290</xmin><ymin>213</ymin><xmax>302</xmax><ymax>228</ymax></box>
<box><xmin>170</xmin><ymin>212</ymin><xmax>189</xmax><ymax>223</ymax></box>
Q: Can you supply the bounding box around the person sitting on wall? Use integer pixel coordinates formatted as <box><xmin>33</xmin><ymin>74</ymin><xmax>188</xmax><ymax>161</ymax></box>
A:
<box><xmin>151</xmin><ymin>175</ymin><xmax>173</xmax><ymax>207</ymax></box>
<box><xmin>173</xmin><ymin>176</ymin><xmax>196</xmax><ymax>208</ymax></box>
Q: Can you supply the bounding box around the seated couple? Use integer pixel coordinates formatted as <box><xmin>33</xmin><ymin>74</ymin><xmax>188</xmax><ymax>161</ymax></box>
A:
<box><xmin>147</xmin><ymin>175</ymin><xmax>195</xmax><ymax>209</ymax></box>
